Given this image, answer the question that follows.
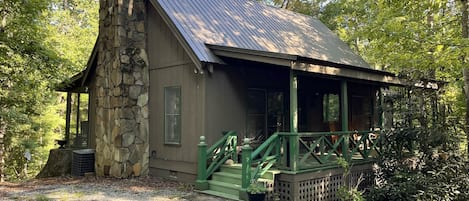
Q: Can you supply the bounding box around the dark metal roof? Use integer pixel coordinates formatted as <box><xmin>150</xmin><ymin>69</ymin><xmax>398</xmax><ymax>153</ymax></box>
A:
<box><xmin>155</xmin><ymin>0</ymin><xmax>371</xmax><ymax>69</ymax></box>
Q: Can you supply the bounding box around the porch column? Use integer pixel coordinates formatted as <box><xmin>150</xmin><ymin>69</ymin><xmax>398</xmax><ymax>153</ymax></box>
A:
<box><xmin>289</xmin><ymin>70</ymin><xmax>298</xmax><ymax>171</ymax></box>
<box><xmin>378</xmin><ymin>88</ymin><xmax>383</xmax><ymax>129</ymax></box>
<box><xmin>340</xmin><ymin>80</ymin><xmax>349</xmax><ymax>160</ymax></box>
<box><xmin>65</xmin><ymin>92</ymin><xmax>72</xmax><ymax>147</ymax></box>
<box><xmin>76</xmin><ymin>93</ymin><xmax>80</xmax><ymax>144</ymax></box>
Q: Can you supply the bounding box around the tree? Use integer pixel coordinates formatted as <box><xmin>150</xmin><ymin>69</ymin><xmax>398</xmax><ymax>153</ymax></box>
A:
<box><xmin>262</xmin><ymin>0</ymin><xmax>328</xmax><ymax>18</ymax></box>
<box><xmin>0</xmin><ymin>0</ymin><xmax>97</xmax><ymax>181</ymax></box>
<box><xmin>461</xmin><ymin>0</ymin><xmax>469</xmax><ymax>157</ymax></box>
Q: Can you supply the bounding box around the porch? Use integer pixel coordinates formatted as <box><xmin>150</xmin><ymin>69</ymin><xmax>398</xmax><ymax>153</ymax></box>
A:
<box><xmin>195</xmin><ymin>129</ymin><xmax>407</xmax><ymax>201</ymax></box>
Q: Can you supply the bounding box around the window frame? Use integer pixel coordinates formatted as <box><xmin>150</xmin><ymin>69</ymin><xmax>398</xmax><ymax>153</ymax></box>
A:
<box><xmin>164</xmin><ymin>86</ymin><xmax>182</xmax><ymax>145</ymax></box>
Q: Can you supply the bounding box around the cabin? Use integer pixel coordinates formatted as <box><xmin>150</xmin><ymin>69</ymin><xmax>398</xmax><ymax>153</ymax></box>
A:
<box><xmin>58</xmin><ymin>0</ymin><xmax>405</xmax><ymax>200</ymax></box>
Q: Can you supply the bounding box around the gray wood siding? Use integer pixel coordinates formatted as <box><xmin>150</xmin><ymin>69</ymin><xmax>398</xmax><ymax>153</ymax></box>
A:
<box><xmin>147</xmin><ymin>6</ymin><xmax>204</xmax><ymax>175</ymax></box>
<box><xmin>205</xmin><ymin>66</ymin><xmax>247</xmax><ymax>145</ymax></box>
<box><xmin>147</xmin><ymin>6</ymin><xmax>191</xmax><ymax>70</ymax></box>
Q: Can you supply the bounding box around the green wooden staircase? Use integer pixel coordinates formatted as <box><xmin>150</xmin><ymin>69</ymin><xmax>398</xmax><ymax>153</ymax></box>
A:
<box><xmin>200</xmin><ymin>164</ymin><xmax>278</xmax><ymax>200</ymax></box>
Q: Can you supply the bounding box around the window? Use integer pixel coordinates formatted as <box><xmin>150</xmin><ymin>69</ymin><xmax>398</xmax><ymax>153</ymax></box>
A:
<box><xmin>164</xmin><ymin>86</ymin><xmax>181</xmax><ymax>144</ymax></box>
<box><xmin>323</xmin><ymin>93</ymin><xmax>339</xmax><ymax>122</ymax></box>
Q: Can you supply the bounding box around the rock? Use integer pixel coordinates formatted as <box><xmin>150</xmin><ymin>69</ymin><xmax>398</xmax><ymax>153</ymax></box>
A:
<box><xmin>120</xmin><ymin>107</ymin><xmax>135</xmax><ymax>119</ymax></box>
<box><xmin>132</xmin><ymin>163</ymin><xmax>142</xmax><ymax>176</ymax></box>
<box><xmin>137</xmin><ymin>93</ymin><xmax>148</xmax><ymax>107</ymax></box>
<box><xmin>129</xmin><ymin>149</ymin><xmax>140</xmax><ymax>164</ymax></box>
<box><xmin>136</xmin><ymin>21</ymin><xmax>145</xmax><ymax>32</ymax></box>
<box><xmin>110</xmin><ymin>162</ymin><xmax>123</xmax><ymax>178</ymax></box>
<box><xmin>138</xmin><ymin>120</ymin><xmax>148</xmax><ymax>140</ymax></box>
<box><xmin>129</xmin><ymin>85</ymin><xmax>141</xmax><ymax>100</ymax></box>
<box><xmin>114</xmin><ymin>148</ymin><xmax>130</xmax><ymax>162</ymax></box>
<box><xmin>122</xmin><ymin>133</ymin><xmax>135</xmax><ymax>147</ymax></box>
<box><xmin>123</xmin><ymin>73</ymin><xmax>134</xmax><ymax>85</ymax></box>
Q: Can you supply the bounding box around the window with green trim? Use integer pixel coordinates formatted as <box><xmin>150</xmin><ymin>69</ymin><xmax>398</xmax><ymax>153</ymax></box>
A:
<box><xmin>164</xmin><ymin>86</ymin><xmax>181</xmax><ymax>144</ymax></box>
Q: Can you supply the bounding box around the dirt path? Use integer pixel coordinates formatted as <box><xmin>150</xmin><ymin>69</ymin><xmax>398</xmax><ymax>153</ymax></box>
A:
<box><xmin>0</xmin><ymin>176</ymin><xmax>231</xmax><ymax>201</ymax></box>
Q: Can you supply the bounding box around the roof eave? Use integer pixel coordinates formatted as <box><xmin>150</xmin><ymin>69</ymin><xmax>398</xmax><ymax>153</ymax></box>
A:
<box><xmin>206</xmin><ymin>44</ymin><xmax>296</xmax><ymax>67</ymax></box>
<box><xmin>207</xmin><ymin>44</ymin><xmax>403</xmax><ymax>86</ymax></box>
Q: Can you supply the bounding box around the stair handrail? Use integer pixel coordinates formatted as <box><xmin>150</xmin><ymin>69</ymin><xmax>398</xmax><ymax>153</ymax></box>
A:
<box><xmin>195</xmin><ymin>131</ymin><xmax>237</xmax><ymax>190</ymax></box>
<box><xmin>241</xmin><ymin>133</ymin><xmax>283</xmax><ymax>189</ymax></box>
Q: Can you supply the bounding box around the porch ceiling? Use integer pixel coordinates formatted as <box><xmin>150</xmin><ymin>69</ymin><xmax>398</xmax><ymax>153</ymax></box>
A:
<box><xmin>207</xmin><ymin>44</ymin><xmax>404</xmax><ymax>86</ymax></box>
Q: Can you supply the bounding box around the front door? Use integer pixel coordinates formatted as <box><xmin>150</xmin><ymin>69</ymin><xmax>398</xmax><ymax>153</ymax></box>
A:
<box><xmin>247</xmin><ymin>89</ymin><xmax>286</xmax><ymax>140</ymax></box>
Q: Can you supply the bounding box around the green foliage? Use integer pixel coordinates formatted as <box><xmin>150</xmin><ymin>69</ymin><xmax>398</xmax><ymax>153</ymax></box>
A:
<box><xmin>337</xmin><ymin>186</ymin><xmax>365</xmax><ymax>201</ymax></box>
<box><xmin>0</xmin><ymin>0</ymin><xmax>97</xmax><ymax>181</ymax></box>
<box><xmin>262</xmin><ymin>0</ymin><xmax>329</xmax><ymax>18</ymax></box>
<box><xmin>336</xmin><ymin>158</ymin><xmax>365</xmax><ymax>201</ymax></box>
<box><xmin>319</xmin><ymin>1</ymin><xmax>468</xmax><ymax>154</ymax></box>
<box><xmin>246</xmin><ymin>181</ymin><xmax>267</xmax><ymax>194</ymax></box>
<box><xmin>366</xmin><ymin>80</ymin><xmax>469</xmax><ymax>201</ymax></box>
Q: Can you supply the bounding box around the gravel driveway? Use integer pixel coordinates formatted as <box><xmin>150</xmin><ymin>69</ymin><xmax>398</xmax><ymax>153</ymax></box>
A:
<box><xmin>0</xmin><ymin>176</ymin><xmax>232</xmax><ymax>201</ymax></box>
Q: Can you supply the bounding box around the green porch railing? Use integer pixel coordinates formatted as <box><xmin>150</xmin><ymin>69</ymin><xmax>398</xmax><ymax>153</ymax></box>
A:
<box><xmin>195</xmin><ymin>131</ymin><xmax>237</xmax><ymax>190</ymax></box>
<box><xmin>198</xmin><ymin>129</ymin><xmax>410</xmax><ymax>193</ymax></box>
<box><xmin>282</xmin><ymin>130</ymin><xmax>382</xmax><ymax>170</ymax></box>
<box><xmin>240</xmin><ymin>130</ymin><xmax>388</xmax><ymax>189</ymax></box>
<box><xmin>240</xmin><ymin>134</ymin><xmax>284</xmax><ymax>189</ymax></box>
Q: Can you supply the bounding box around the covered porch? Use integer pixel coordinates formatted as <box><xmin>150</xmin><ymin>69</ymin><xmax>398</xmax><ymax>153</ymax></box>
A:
<box><xmin>195</xmin><ymin>46</ymin><xmax>403</xmax><ymax>200</ymax></box>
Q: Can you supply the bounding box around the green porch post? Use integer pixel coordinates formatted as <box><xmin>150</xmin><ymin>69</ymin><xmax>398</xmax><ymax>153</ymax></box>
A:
<box><xmin>240</xmin><ymin>138</ymin><xmax>253</xmax><ymax>201</ymax></box>
<box><xmin>340</xmin><ymin>80</ymin><xmax>350</xmax><ymax>161</ymax></box>
<box><xmin>195</xmin><ymin>136</ymin><xmax>208</xmax><ymax>190</ymax></box>
<box><xmin>241</xmin><ymin>138</ymin><xmax>252</xmax><ymax>189</ymax></box>
<box><xmin>289</xmin><ymin>70</ymin><xmax>299</xmax><ymax>171</ymax></box>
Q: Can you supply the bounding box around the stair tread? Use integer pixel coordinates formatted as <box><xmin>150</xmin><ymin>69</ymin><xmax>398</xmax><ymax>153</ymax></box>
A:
<box><xmin>213</xmin><ymin>171</ymin><xmax>241</xmax><ymax>178</ymax></box>
<box><xmin>209</xmin><ymin>180</ymin><xmax>242</xmax><ymax>189</ymax></box>
<box><xmin>221</xmin><ymin>164</ymin><xmax>282</xmax><ymax>174</ymax></box>
<box><xmin>198</xmin><ymin>190</ymin><xmax>241</xmax><ymax>201</ymax></box>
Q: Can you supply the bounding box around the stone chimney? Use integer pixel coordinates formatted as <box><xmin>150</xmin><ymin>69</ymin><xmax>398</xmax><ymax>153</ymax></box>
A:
<box><xmin>94</xmin><ymin>0</ymin><xmax>149</xmax><ymax>178</ymax></box>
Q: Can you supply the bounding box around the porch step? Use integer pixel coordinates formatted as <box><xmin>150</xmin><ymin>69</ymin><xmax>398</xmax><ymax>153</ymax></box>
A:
<box><xmin>207</xmin><ymin>163</ymin><xmax>278</xmax><ymax>200</ymax></box>
<box><xmin>208</xmin><ymin>180</ymin><xmax>241</xmax><ymax>197</ymax></box>
<box><xmin>212</xmin><ymin>171</ymin><xmax>273</xmax><ymax>186</ymax></box>
<box><xmin>212</xmin><ymin>172</ymin><xmax>242</xmax><ymax>185</ymax></box>
<box><xmin>220</xmin><ymin>164</ymin><xmax>280</xmax><ymax>180</ymax></box>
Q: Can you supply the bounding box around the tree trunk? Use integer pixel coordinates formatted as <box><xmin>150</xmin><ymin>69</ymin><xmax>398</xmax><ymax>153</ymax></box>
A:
<box><xmin>461</xmin><ymin>0</ymin><xmax>469</xmax><ymax>157</ymax></box>
<box><xmin>0</xmin><ymin>119</ymin><xmax>5</xmax><ymax>182</ymax></box>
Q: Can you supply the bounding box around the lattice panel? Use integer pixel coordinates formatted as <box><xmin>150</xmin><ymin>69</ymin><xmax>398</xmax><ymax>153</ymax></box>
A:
<box><xmin>265</xmin><ymin>179</ymin><xmax>276</xmax><ymax>201</ymax></box>
<box><xmin>275</xmin><ymin>180</ymin><xmax>292</xmax><ymax>201</ymax></box>
<box><xmin>275</xmin><ymin>168</ymin><xmax>373</xmax><ymax>201</ymax></box>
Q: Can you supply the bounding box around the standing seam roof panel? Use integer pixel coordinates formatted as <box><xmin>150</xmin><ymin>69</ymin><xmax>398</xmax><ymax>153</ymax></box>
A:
<box><xmin>156</xmin><ymin>0</ymin><xmax>371</xmax><ymax>69</ymax></box>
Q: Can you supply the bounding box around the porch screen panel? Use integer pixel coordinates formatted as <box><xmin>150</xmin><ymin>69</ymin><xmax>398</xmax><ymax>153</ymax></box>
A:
<box><xmin>164</xmin><ymin>86</ymin><xmax>181</xmax><ymax>144</ymax></box>
<box><xmin>323</xmin><ymin>94</ymin><xmax>339</xmax><ymax>122</ymax></box>
<box><xmin>247</xmin><ymin>89</ymin><xmax>266</xmax><ymax>139</ymax></box>
<box><xmin>323</xmin><ymin>93</ymin><xmax>340</xmax><ymax>132</ymax></box>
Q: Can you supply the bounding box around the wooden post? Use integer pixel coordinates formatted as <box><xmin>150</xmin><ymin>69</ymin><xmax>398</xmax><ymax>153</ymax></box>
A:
<box><xmin>231</xmin><ymin>135</ymin><xmax>238</xmax><ymax>163</ymax></box>
<box><xmin>290</xmin><ymin>71</ymin><xmax>298</xmax><ymax>133</ymax></box>
<box><xmin>76</xmin><ymin>93</ymin><xmax>80</xmax><ymax>146</ymax></box>
<box><xmin>340</xmin><ymin>81</ymin><xmax>349</xmax><ymax>160</ymax></box>
<box><xmin>289</xmin><ymin>71</ymin><xmax>299</xmax><ymax>171</ymax></box>
<box><xmin>241</xmin><ymin>138</ymin><xmax>252</xmax><ymax>189</ymax></box>
<box><xmin>195</xmin><ymin>136</ymin><xmax>208</xmax><ymax>190</ymax></box>
<box><xmin>65</xmin><ymin>92</ymin><xmax>72</xmax><ymax>147</ymax></box>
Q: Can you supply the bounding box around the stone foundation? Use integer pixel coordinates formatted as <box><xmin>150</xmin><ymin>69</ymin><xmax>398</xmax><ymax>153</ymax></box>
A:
<box><xmin>94</xmin><ymin>0</ymin><xmax>149</xmax><ymax>178</ymax></box>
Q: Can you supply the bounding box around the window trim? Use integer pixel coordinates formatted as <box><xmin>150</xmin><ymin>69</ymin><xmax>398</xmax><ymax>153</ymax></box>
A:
<box><xmin>164</xmin><ymin>86</ymin><xmax>182</xmax><ymax>145</ymax></box>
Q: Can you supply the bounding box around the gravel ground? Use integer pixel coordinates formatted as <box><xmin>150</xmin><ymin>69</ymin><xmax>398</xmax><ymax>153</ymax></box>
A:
<box><xmin>0</xmin><ymin>176</ymin><xmax>232</xmax><ymax>201</ymax></box>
